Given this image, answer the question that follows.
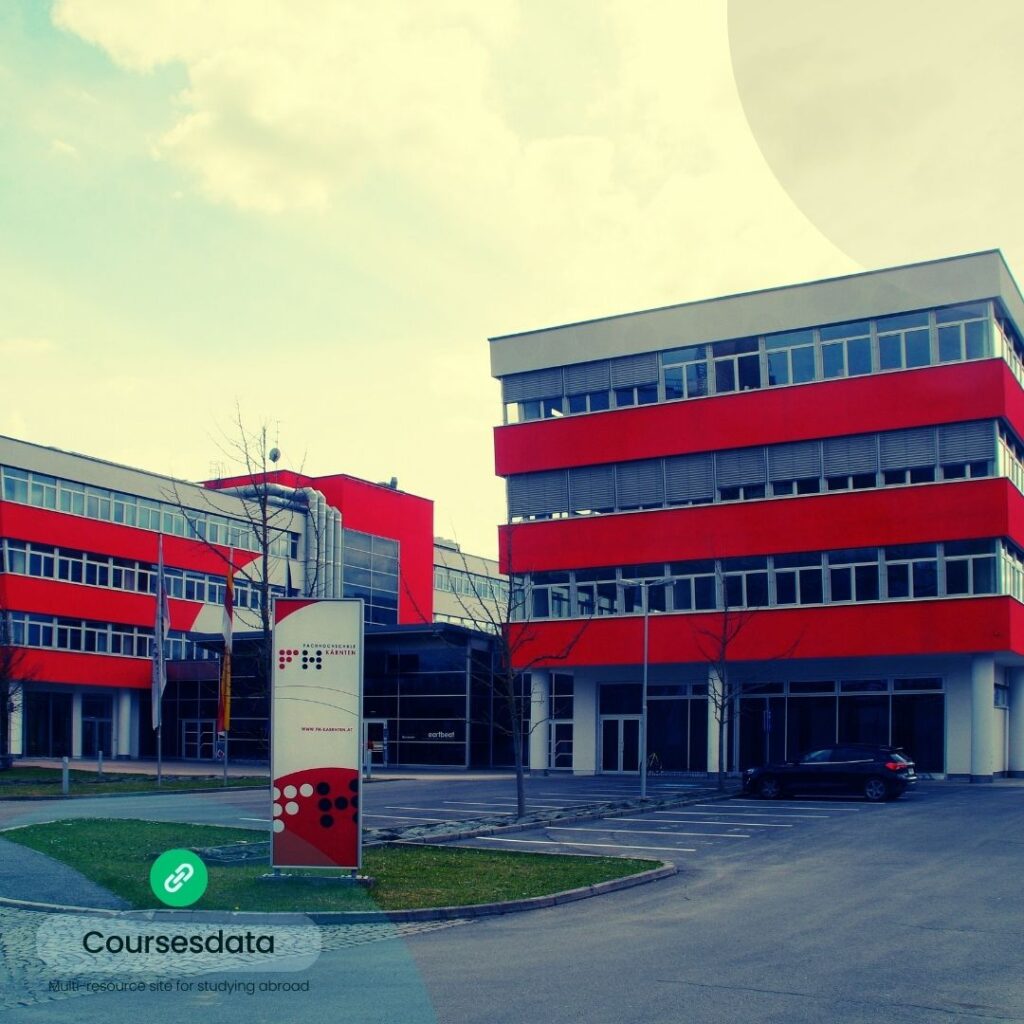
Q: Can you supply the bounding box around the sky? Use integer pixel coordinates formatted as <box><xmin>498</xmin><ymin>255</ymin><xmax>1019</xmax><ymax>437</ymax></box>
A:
<box><xmin>1</xmin><ymin>1</ymin><xmax>1022</xmax><ymax>558</ymax></box>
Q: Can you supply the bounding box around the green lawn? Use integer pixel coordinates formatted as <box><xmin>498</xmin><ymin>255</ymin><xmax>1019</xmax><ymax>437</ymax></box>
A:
<box><xmin>2</xmin><ymin>818</ymin><xmax>658</xmax><ymax>912</ymax></box>
<box><xmin>0</xmin><ymin>767</ymin><xmax>266</xmax><ymax>798</ymax></box>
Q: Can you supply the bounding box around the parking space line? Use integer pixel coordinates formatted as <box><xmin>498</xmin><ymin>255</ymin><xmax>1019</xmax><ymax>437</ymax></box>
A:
<box><xmin>615</xmin><ymin>816</ymin><xmax>793</xmax><ymax>828</ymax></box>
<box><xmin>725</xmin><ymin>801</ymin><xmax>864</xmax><ymax>812</ymax></box>
<box><xmin>362</xmin><ymin>814</ymin><xmax>447</xmax><ymax>822</ymax></box>
<box><xmin>441</xmin><ymin>800</ymin><xmax>568</xmax><ymax>808</ymax></box>
<box><xmin>671</xmin><ymin>807</ymin><xmax>831</xmax><ymax>818</ymax></box>
<box><xmin>238</xmin><ymin>817</ymin><xmax>270</xmax><ymax>822</ymax></box>
<box><xmin>382</xmin><ymin>805</ymin><xmax>509</xmax><ymax>817</ymax></box>
<box><xmin>547</xmin><ymin>826</ymin><xmax>750</xmax><ymax>839</ymax></box>
<box><xmin>477</xmin><ymin>837</ymin><xmax>697</xmax><ymax>853</ymax></box>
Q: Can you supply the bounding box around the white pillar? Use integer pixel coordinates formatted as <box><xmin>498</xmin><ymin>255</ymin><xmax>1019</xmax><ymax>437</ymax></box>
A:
<box><xmin>8</xmin><ymin>684</ymin><xmax>23</xmax><ymax>756</ymax></box>
<box><xmin>1008</xmin><ymin>669</ymin><xmax>1024</xmax><ymax>778</ymax></box>
<box><xmin>707</xmin><ymin>667</ymin><xmax>722</xmax><ymax>775</ymax></box>
<box><xmin>970</xmin><ymin>655</ymin><xmax>995</xmax><ymax>783</ymax></box>
<box><xmin>116</xmin><ymin>690</ymin><xmax>133</xmax><ymax>759</ymax></box>
<box><xmin>71</xmin><ymin>691</ymin><xmax>83</xmax><ymax>759</ymax></box>
<box><xmin>528</xmin><ymin>670</ymin><xmax>550</xmax><ymax>771</ymax></box>
<box><xmin>573</xmin><ymin>678</ymin><xmax>597</xmax><ymax>775</ymax></box>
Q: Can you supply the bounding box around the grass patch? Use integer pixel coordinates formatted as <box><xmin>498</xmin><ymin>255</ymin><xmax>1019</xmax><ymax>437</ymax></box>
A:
<box><xmin>2</xmin><ymin>819</ymin><xmax>657</xmax><ymax>912</ymax></box>
<box><xmin>0</xmin><ymin>768</ymin><xmax>265</xmax><ymax>798</ymax></box>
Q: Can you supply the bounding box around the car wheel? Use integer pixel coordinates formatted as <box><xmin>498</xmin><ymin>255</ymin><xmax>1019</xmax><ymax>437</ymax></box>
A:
<box><xmin>863</xmin><ymin>777</ymin><xmax>889</xmax><ymax>802</ymax></box>
<box><xmin>758</xmin><ymin>776</ymin><xmax>782</xmax><ymax>800</ymax></box>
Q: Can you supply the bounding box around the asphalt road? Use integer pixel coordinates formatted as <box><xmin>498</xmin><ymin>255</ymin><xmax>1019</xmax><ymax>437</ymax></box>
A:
<box><xmin>2</xmin><ymin>781</ymin><xmax>1023</xmax><ymax>1023</ymax></box>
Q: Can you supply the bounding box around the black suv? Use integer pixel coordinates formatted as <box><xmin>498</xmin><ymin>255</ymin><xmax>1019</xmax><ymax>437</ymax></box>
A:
<box><xmin>743</xmin><ymin>744</ymin><xmax>917</xmax><ymax>802</ymax></box>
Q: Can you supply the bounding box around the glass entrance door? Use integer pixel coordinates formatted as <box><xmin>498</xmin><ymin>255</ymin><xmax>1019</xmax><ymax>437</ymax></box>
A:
<box><xmin>600</xmin><ymin>716</ymin><xmax>642</xmax><ymax>773</ymax></box>
<box><xmin>364</xmin><ymin>720</ymin><xmax>389</xmax><ymax>767</ymax></box>
<box><xmin>81</xmin><ymin>695</ymin><xmax>114</xmax><ymax>758</ymax></box>
<box><xmin>182</xmin><ymin>719</ymin><xmax>216</xmax><ymax>760</ymax></box>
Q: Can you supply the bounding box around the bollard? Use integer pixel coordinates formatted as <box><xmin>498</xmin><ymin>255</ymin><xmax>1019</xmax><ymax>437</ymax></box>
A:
<box><xmin>97</xmin><ymin>749</ymin><xmax>103</xmax><ymax>779</ymax></box>
<box><xmin>61</xmin><ymin>756</ymin><xmax>69</xmax><ymax>796</ymax></box>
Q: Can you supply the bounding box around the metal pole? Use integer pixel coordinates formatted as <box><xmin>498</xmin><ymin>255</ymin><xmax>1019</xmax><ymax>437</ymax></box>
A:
<box><xmin>97</xmin><ymin>749</ymin><xmax>103</xmax><ymax>780</ymax></box>
<box><xmin>222</xmin><ymin>733</ymin><xmax>229</xmax><ymax>787</ymax></box>
<box><xmin>61</xmin><ymin>756</ymin><xmax>69</xmax><ymax>796</ymax></box>
<box><xmin>641</xmin><ymin>585</ymin><xmax>649</xmax><ymax>800</ymax></box>
<box><xmin>157</xmin><ymin>723</ymin><xmax>162</xmax><ymax>786</ymax></box>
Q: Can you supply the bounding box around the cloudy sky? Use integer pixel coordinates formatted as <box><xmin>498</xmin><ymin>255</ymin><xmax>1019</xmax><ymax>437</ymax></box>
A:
<box><xmin>1</xmin><ymin>1</ymin><xmax>1021</xmax><ymax>556</ymax></box>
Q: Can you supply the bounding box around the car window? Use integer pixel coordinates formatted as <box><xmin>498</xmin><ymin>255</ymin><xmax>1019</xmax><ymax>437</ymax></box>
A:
<box><xmin>801</xmin><ymin>749</ymin><xmax>832</xmax><ymax>763</ymax></box>
<box><xmin>832</xmin><ymin>746</ymin><xmax>871</xmax><ymax>761</ymax></box>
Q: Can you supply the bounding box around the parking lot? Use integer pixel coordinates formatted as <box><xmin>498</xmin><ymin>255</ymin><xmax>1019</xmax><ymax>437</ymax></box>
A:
<box><xmin>450</xmin><ymin>792</ymin><xmax>904</xmax><ymax>862</ymax></box>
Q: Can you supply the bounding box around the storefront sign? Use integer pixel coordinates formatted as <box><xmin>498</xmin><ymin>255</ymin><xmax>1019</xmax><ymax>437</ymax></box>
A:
<box><xmin>271</xmin><ymin>599</ymin><xmax>363</xmax><ymax>869</ymax></box>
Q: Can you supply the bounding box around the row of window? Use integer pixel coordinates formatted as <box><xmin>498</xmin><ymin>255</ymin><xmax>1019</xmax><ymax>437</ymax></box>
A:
<box><xmin>0</xmin><ymin>539</ymin><xmax>287</xmax><ymax>609</ymax></box>
<box><xmin>8</xmin><ymin>611</ymin><xmax>214</xmax><ymax>660</ymax></box>
<box><xmin>434</xmin><ymin>566</ymin><xmax>510</xmax><ymax>604</ymax></box>
<box><xmin>0</xmin><ymin>466</ymin><xmax>299</xmax><ymax>557</ymax></box>
<box><xmin>515</xmin><ymin>540</ymin><xmax>1005</xmax><ymax>619</ymax></box>
<box><xmin>609</xmin><ymin>678</ymin><xmax>943</xmax><ymax>698</ymax></box>
<box><xmin>507</xmin><ymin>421</ymin><xmax>996</xmax><ymax>521</ymax></box>
<box><xmin>501</xmin><ymin>301</ymin><xmax>1015</xmax><ymax>423</ymax></box>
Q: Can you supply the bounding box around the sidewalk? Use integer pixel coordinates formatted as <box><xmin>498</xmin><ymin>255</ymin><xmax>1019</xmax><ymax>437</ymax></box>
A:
<box><xmin>13</xmin><ymin>757</ymin><xmax>269</xmax><ymax>779</ymax></box>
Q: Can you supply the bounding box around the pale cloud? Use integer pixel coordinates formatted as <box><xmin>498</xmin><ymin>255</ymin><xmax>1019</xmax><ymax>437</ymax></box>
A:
<box><xmin>0</xmin><ymin>337</ymin><xmax>57</xmax><ymax>354</ymax></box>
<box><xmin>49</xmin><ymin>137</ymin><xmax>78</xmax><ymax>158</ymax></box>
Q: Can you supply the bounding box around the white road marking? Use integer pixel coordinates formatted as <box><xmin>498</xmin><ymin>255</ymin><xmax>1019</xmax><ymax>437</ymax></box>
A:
<box><xmin>238</xmin><ymin>817</ymin><xmax>270</xmax><ymax>822</ymax></box>
<box><xmin>546</xmin><ymin>826</ymin><xmax>750</xmax><ymax>839</ymax></box>
<box><xmin>616</xmin><ymin>816</ymin><xmax>794</xmax><ymax>828</ymax></box>
<box><xmin>362</xmin><ymin>814</ymin><xmax>446</xmax><ymax>822</ymax></box>
<box><xmin>726</xmin><ymin>801</ymin><xmax>863</xmax><ymax>812</ymax></box>
<box><xmin>382</xmin><ymin>805</ymin><xmax>500</xmax><ymax>816</ymax></box>
<box><xmin>667</xmin><ymin>807</ymin><xmax>831</xmax><ymax>819</ymax></box>
<box><xmin>477</xmin><ymin>837</ymin><xmax>697</xmax><ymax>853</ymax></box>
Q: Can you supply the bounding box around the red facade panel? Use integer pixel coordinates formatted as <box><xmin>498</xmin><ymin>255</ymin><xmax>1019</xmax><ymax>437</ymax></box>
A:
<box><xmin>494</xmin><ymin>360</ymin><xmax>1012</xmax><ymax>476</ymax></box>
<box><xmin>15</xmin><ymin>648</ymin><xmax>150</xmax><ymax>689</ymax></box>
<box><xmin>507</xmin><ymin>597</ymin><xmax>1019</xmax><ymax>668</ymax></box>
<box><xmin>0</xmin><ymin>502</ymin><xmax>259</xmax><ymax>577</ymax></box>
<box><xmin>500</xmin><ymin>479</ymin><xmax>1019</xmax><ymax>573</ymax></box>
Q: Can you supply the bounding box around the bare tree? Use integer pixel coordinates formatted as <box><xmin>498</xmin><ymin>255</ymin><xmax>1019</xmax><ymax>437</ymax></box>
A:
<box><xmin>692</xmin><ymin>564</ymin><xmax>801</xmax><ymax>790</ymax></box>
<box><xmin>0</xmin><ymin>609</ymin><xmax>35</xmax><ymax>767</ymax></box>
<box><xmin>165</xmin><ymin>408</ymin><xmax>323</xmax><ymax>697</ymax></box>
<box><xmin>433</xmin><ymin>530</ymin><xmax>592</xmax><ymax>819</ymax></box>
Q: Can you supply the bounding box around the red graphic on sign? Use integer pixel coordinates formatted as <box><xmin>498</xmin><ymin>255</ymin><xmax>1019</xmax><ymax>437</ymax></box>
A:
<box><xmin>271</xmin><ymin>766</ymin><xmax>360</xmax><ymax>867</ymax></box>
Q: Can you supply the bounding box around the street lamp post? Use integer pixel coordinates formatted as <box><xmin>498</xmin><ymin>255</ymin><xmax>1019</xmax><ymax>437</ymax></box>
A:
<box><xmin>623</xmin><ymin>575</ymin><xmax>675</xmax><ymax>800</ymax></box>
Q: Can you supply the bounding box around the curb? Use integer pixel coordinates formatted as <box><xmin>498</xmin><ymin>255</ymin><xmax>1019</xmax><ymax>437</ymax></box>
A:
<box><xmin>0</xmin><ymin>785</ymin><xmax>268</xmax><ymax>802</ymax></box>
<box><xmin>0</xmin><ymin>862</ymin><xmax>677</xmax><ymax>923</ymax></box>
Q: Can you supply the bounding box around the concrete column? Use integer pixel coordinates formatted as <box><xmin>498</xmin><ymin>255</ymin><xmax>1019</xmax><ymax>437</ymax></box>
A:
<box><xmin>707</xmin><ymin>667</ymin><xmax>722</xmax><ymax>775</ymax></box>
<box><xmin>528</xmin><ymin>670</ymin><xmax>550</xmax><ymax>771</ymax></box>
<box><xmin>1008</xmin><ymin>669</ymin><xmax>1024</xmax><ymax>778</ymax></box>
<box><xmin>116</xmin><ymin>690</ymin><xmax>133</xmax><ymax>759</ymax></box>
<box><xmin>71</xmin><ymin>691</ymin><xmax>82</xmax><ymax>759</ymax></box>
<box><xmin>970</xmin><ymin>655</ymin><xmax>995</xmax><ymax>783</ymax></box>
<box><xmin>573</xmin><ymin>677</ymin><xmax>597</xmax><ymax>775</ymax></box>
<box><xmin>8</xmin><ymin>685</ymin><xmax>23</xmax><ymax>756</ymax></box>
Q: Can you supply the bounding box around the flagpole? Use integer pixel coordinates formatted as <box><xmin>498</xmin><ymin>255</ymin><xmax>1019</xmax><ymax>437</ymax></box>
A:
<box><xmin>157</xmin><ymin>723</ymin><xmax>162</xmax><ymax>787</ymax></box>
<box><xmin>219</xmin><ymin>547</ymin><xmax>234</xmax><ymax>787</ymax></box>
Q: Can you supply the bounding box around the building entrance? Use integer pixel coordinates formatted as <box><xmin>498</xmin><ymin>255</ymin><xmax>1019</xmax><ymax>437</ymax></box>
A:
<box><xmin>364</xmin><ymin>719</ymin><xmax>389</xmax><ymax>767</ymax></box>
<box><xmin>600</xmin><ymin>716</ymin><xmax>641</xmax><ymax>773</ymax></box>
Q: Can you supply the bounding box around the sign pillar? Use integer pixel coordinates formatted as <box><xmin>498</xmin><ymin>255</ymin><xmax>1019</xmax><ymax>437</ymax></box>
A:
<box><xmin>271</xmin><ymin>598</ymin><xmax>364</xmax><ymax>869</ymax></box>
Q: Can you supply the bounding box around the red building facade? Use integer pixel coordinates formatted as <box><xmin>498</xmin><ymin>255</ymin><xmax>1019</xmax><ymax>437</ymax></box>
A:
<box><xmin>0</xmin><ymin>439</ymin><xmax>433</xmax><ymax>761</ymax></box>
<box><xmin>491</xmin><ymin>251</ymin><xmax>1024</xmax><ymax>780</ymax></box>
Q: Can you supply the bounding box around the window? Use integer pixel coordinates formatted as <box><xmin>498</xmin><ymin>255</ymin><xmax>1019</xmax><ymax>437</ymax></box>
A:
<box><xmin>530</xmin><ymin>572</ymin><xmax>571</xmax><ymax>619</ymax></box>
<box><xmin>711</xmin><ymin>337</ymin><xmax>761</xmax><ymax>393</ymax></box>
<box><xmin>621</xmin><ymin>564</ymin><xmax>669</xmax><ymax>614</ymax></box>
<box><xmin>30</xmin><ymin>473</ymin><xmax>58</xmax><ymax>509</ymax></box>
<box><xmin>575</xmin><ymin>567</ymin><xmax>618</xmax><ymax>616</ymax></box>
<box><xmin>884</xmin><ymin>544</ymin><xmax>938</xmax><ymax>599</ymax></box>
<box><xmin>669</xmin><ymin>560</ymin><xmax>717</xmax><ymax>611</ymax></box>
<box><xmin>774</xmin><ymin>552</ymin><xmax>824</xmax><ymax>605</ymax></box>
<box><xmin>722</xmin><ymin>556</ymin><xmax>769</xmax><ymax>608</ymax></box>
<box><xmin>2</xmin><ymin>468</ymin><xmax>29</xmax><ymax>503</ymax></box>
<box><xmin>662</xmin><ymin>345</ymin><xmax>709</xmax><ymax>400</ymax></box>
<box><xmin>567</xmin><ymin>391</ymin><xmax>610</xmax><ymax>414</ymax></box>
<box><xmin>828</xmin><ymin>548</ymin><xmax>880</xmax><ymax>602</ymax></box>
<box><xmin>936</xmin><ymin>303</ymin><xmax>990</xmax><ymax>362</ymax></box>
<box><xmin>877</xmin><ymin>311</ymin><xmax>931</xmax><ymax>370</ymax></box>
<box><xmin>765</xmin><ymin>329</ymin><xmax>816</xmax><ymax>386</ymax></box>
<box><xmin>820</xmin><ymin>321</ymin><xmax>872</xmax><ymax>378</ymax></box>
<box><xmin>944</xmin><ymin>539</ymin><xmax>996</xmax><ymax>595</ymax></box>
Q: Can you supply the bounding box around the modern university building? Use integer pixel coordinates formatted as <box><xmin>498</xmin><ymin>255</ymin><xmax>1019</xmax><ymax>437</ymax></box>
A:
<box><xmin>0</xmin><ymin>439</ymin><xmax>508</xmax><ymax>768</ymax></box>
<box><xmin>491</xmin><ymin>250</ymin><xmax>1024</xmax><ymax>782</ymax></box>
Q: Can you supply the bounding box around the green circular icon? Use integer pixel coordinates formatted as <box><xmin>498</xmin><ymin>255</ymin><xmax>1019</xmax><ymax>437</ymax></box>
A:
<box><xmin>149</xmin><ymin>849</ymin><xmax>208</xmax><ymax>907</ymax></box>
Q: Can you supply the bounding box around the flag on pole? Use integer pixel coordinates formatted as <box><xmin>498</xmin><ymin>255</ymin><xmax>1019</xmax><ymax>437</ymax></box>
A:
<box><xmin>217</xmin><ymin>554</ymin><xmax>234</xmax><ymax>734</ymax></box>
<box><xmin>151</xmin><ymin>536</ymin><xmax>170</xmax><ymax>730</ymax></box>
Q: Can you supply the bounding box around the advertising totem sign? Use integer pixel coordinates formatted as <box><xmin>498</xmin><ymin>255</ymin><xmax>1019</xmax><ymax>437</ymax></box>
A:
<box><xmin>271</xmin><ymin>598</ymin><xmax>364</xmax><ymax>869</ymax></box>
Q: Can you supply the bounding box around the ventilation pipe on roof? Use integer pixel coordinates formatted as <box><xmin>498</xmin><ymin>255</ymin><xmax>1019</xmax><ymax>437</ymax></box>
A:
<box><xmin>330</xmin><ymin>507</ymin><xmax>343</xmax><ymax>599</ymax></box>
<box><xmin>300</xmin><ymin>487</ymin><xmax>328</xmax><ymax>597</ymax></box>
<box><xmin>324</xmin><ymin>504</ymin><xmax>337</xmax><ymax>598</ymax></box>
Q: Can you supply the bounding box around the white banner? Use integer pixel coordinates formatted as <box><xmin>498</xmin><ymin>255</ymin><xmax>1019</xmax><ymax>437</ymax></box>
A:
<box><xmin>271</xmin><ymin>599</ymin><xmax>363</xmax><ymax>869</ymax></box>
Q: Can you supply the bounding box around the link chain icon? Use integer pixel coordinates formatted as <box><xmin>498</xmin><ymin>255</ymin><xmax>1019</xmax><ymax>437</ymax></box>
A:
<box><xmin>149</xmin><ymin>849</ymin><xmax>208</xmax><ymax>907</ymax></box>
